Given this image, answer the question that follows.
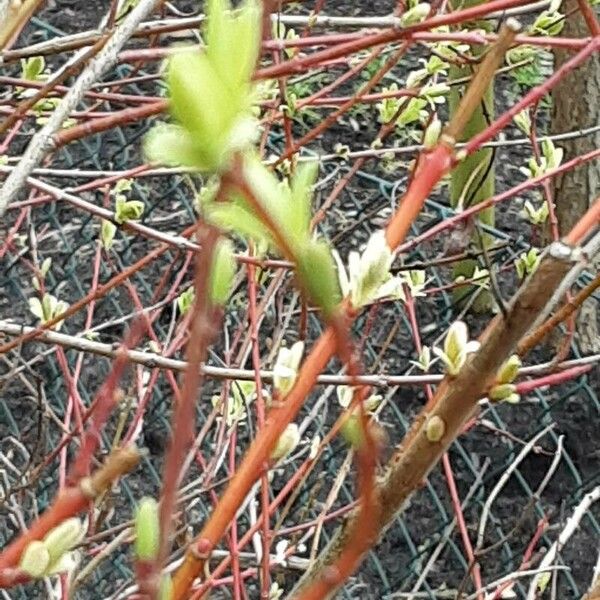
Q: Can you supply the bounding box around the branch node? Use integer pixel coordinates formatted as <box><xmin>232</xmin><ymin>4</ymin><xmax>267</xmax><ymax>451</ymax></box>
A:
<box><xmin>79</xmin><ymin>477</ymin><xmax>97</xmax><ymax>499</ymax></box>
<box><xmin>548</xmin><ymin>241</ymin><xmax>577</xmax><ymax>261</ymax></box>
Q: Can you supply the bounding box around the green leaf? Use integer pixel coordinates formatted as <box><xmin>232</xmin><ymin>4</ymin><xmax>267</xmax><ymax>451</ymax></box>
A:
<box><xmin>21</xmin><ymin>56</ymin><xmax>45</xmax><ymax>81</ymax></box>
<box><xmin>144</xmin><ymin>123</ymin><xmax>207</xmax><ymax>169</ymax></box>
<box><xmin>271</xmin><ymin>423</ymin><xmax>300</xmax><ymax>460</ymax></box>
<box><xmin>489</xmin><ymin>383</ymin><xmax>518</xmax><ymax>402</ymax></box>
<box><xmin>205</xmin><ymin>0</ymin><xmax>228</xmax><ymax>73</ymax></box>
<box><xmin>340</xmin><ymin>414</ymin><xmax>365</xmax><ymax>449</ymax></box>
<box><xmin>101</xmin><ymin>219</ymin><xmax>117</xmax><ymax>250</ymax></box>
<box><xmin>116</xmin><ymin>0</ymin><xmax>140</xmax><ymax>20</ymax></box>
<box><xmin>242</xmin><ymin>155</ymin><xmax>283</xmax><ymax>224</ymax></box>
<box><xmin>296</xmin><ymin>240</ymin><xmax>342</xmax><ymax>317</ymax></box>
<box><xmin>43</xmin><ymin>518</ymin><xmax>84</xmax><ymax>565</ymax></box>
<box><xmin>168</xmin><ymin>52</ymin><xmax>235</xmax><ymax>149</ymax></box>
<box><xmin>400</xmin><ymin>3</ymin><xmax>430</xmax><ymax>26</ymax></box>
<box><xmin>397</xmin><ymin>98</ymin><xmax>427</xmax><ymax>128</ymax></box>
<box><xmin>159</xmin><ymin>574</ymin><xmax>174</xmax><ymax>600</ymax></box>
<box><xmin>114</xmin><ymin>197</ymin><xmax>144</xmax><ymax>224</ymax></box>
<box><xmin>134</xmin><ymin>497</ymin><xmax>160</xmax><ymax>561</ymax></box>
<box><xmin>177</xmin><ymin>287</ymin><xmax>195</xmax><ymax>315</ymax></box>
<box><xmin>42</xmin><ymin>293</ymin><xmax>56</xmax><ymax>321</ymax></box>
<box><xmin>29</xmin><ymin>297</ymin><xmax>44</xmax><ymax>321</ymax></box>
<box><xmin>19</xmin><ymin>541</ymin><xmax>50</xmax><ymax>578</ymax></box>
<box><xmin>209</xmin><ymin>238</ymin><xmax>236</xmax><ymax>305</ymax></box>
<box><xmin>288</xmin><ymin>161</ymin><xmax>318</xmax><ymax>242</ymax></box>
<box><xmin>204</xmin><ymin>201</ymin><xmax>272</xmax><ymax>246</ymax></box>
<box><xmin>40</xmin><ymin>257</ymin><xmax>52</xmax><ymax>278</ymax></box>
<box><xmin>113</xmin><ymin>178</ymin><xmax>133</xmax><ymax>195</ymax></box>
<box><xmin>497</xmin><ymin>354</ymin><xmax>521</xmax><ymax>384</ymax></box>
<box><xmin>205</xmin><ymin>0</ymin><xmax>261</xmax><ymax>96</ymax></box>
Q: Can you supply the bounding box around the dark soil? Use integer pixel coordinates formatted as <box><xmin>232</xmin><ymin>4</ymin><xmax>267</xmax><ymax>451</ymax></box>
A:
<box><xmin>0</xmin><ymin>1</ymin><xmax>598</xmax><ymax>599</ymax></box>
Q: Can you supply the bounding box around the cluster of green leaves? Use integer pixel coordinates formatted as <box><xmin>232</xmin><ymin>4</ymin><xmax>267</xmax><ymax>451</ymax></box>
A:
<box><xmin>506</xmin><ymin>46</ymin><xmax>551</xmax><ymax>88</ymax></box>
<box><xmin>521</xmin><ymin>199</ymin><xmax>549</xmax><ymax>226</ymax></box>
<box><xmin>489</xmin><ymin>355</ymin><xmax>521</xmax><ymax>404</ymax></box>
<box><xmin>112</xmin><ymin>178</ymin><xmax>145</xmax><ymax>225</ymax></box>
<box><xmin>98</xmin><ymin>178</ymin><xmax>145</xmax><ymax>250</ymax></box>
<box><xmin>145</xmin><ymin>0</ymin><xmax>344</xmax><ymax>317</ymax></box>
<box><xmin>515</xmin><ymin>247</ymin><xmax>541</xmax><ymax>279</ymax></box>
<box><xmin>19</xmin><ymin>519</ymin><xmax>85</xmax><ymax>579</ymax></box>
<box><xmin>520</xmin><ymin>138</ymin><xmax>564</xmax><ymax>179</ymax></box>
<box><xmin>374</xmin><ymin>41</ymin><xmax>455</xmax><ymax>148</ymax></box>
<box><xmin>201</xmin><ymin>156</ymin><xmax>342</xmax><ymax>316</ymax></box>
<box><xmin>29</xmin><ymin>292</ymin><xmax>69</xmax><ymax>330</ymax></box>
<box><xmin>212</xmin><ymin>380</ymin><xmax>256</xmax><ymax>426</ymax></box>
<box><xmin>433</xmin><ymin>321</ymin><xmax>480</xmax><ymax>376</ymax></box>
<box><xmin>506</xmin><ymin>0</ymin><xmax>564</xmax><ymax>89</ymax></box>
<box><xmin>145</xmin><ymin>0</ymin><xmax>261</xmax><ymax>172</ymax></box>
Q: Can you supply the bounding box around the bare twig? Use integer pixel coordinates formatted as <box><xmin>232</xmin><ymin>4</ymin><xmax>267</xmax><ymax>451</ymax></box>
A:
<box><xmin>0</xmin><ymin>0</ymin><xmax>162</xmax><ymax>217</ymax></box>
<box><xmin>527</xmin><ymin>486</ymin><xmax>600</xmax><ymax>599</ymax></box>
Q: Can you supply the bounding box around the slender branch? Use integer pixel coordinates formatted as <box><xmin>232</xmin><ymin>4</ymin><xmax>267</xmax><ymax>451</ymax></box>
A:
<box><xmin>526</xmin><ymin>486</ymin><xmax>600</xmax><ymax>599</ymax></box>
<box><xmin>258</xmin><ymin>0</ymin><xmax>534</xmax><ymax>80</ymax></box>
<box><xmin>0</xmin><ymin>224</ymin><xmax>197</xmax><ymax>355</ymax></box>
<box><xmin>67</xmin><ymin>320</ymin><xmax>145</xmax><ymax>483</ymax></box>
<box><xmin>0</xmin><ymin>0</ymin><xmax>162</xmax><ymax>217</ymax></box>
<box><xmin>464</xmin><ymin>37</ymin><xmax>600</xmax><ymax>157</ymax></box>
<box><xmin>291</xmin><ymin>235</ymin><xmax>589</xmax><ymax>593</ymax></box>
<box><xmin>445</xmin><ymin>19</ymin><xmax>520</xmax><ymax>140</ymax></box>
<box><xmin>575</xmin><ymin>0</ymin><xmax>600</xmax><ymax>36</ymax></box>
<box><xmin>517</xmin><ymin>271</ymin><xmax>600</xmax><ymax>357</ymax></box>
<box><xmin>291</xmin><ymin>424</ymin><xmax>380</xmax><ymax>600</ymax></box>
<box><xmin>475</xmin><ymin>426</ymin><xmax>554</xmax><ymax>552</ymax></box>
<box><xmin>0</xmin><ymin>0</ymin><xmax>45</xmax><ymax>50</ymax></box>
<box><xmin>144</xmin><ymin>225</ymin><xmax>220</xmax><ymax>597</ymax></box>
<box><xmin>0</xmin><ymin>319</ymin><xmax>596</xmax><ymax>386</ymax></box>
<box><xmin>563</xmin><ymin>194</ymin><xmax>600</xmax><ymax>246</ymax></box>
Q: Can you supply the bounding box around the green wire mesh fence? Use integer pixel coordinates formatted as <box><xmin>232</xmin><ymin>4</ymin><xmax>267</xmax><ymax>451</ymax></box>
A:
<box><xmin>1</xmin><ymin>2</ymin><xmax>599</xmax><ymax>599</ymax></box>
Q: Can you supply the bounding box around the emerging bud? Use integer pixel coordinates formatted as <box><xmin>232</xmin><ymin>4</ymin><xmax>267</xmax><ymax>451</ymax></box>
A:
<box><xmin>489</xmin><ymin>383</ymin><xmax>520</xmax><ymax>403</ymax></box>
<box><xmin>134</xmin><ymin>497</ymin><xmax>160</xmax><ymax>561</ymax></box>
<box><xmin>333</xmin><ymin>231</ymin><xmax>402</xmax><ymax>309</ymax></box>
<box><xmin>114</xmin><ymin>197</ymin><xmax>144</xmax><ymax>224</ymax></box>
<box><xmin>209</xmin><ymin>238</ymin><xmax>236</xmax><ymax>306</ymax></box>
<box><xmin>43</xmin><ymin>518</ymin><xmax>85</xmax><ymax>565</ymax></box>
<box><xmin>271</xmin><ymin>423</ymin><xmax>300</xmax><ymax>461</ymax></box>
<box><xmin>19</xmin><ymin>541</ymin><xmax>50</xmax><ymax>578</ymax></box>
<box><xmin>433</xmin><ymin>320</ymin><xmax>480</xmax><ymax>376</ymax></box>
<box><xmin>515</xmin><ymin>248</ymin><xmax>541</xmax><ymax>279</ymax></box>
<box><xmin>426</xmin><ymin>415</ymin><xmax>446</xmax><ymax>442</ymax></box>
<box><xmin>423</xmin><ymin>116</ymin><xmax>442</xmax><ymax>149</ymax></box>
<box><xmin>273</xmin><ymin>341</ymin><xmax>304</xmax><ymax>395</ymax></box>
<box><xmin>497</xmin><ymin>354</ymin><xmax>521</xmax><ymax>385</ymax></box>
<box><xmin>341</xmin><ymin>414</ymin><xmax>364</xmax><ymax>449</ymax></box>
<box><xmin>400</xmin><ymin>3</ymin><xmax>431</xmax><ymax>27</ymax></box>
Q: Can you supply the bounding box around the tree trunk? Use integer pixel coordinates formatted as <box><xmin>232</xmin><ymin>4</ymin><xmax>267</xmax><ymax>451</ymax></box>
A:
<box><xmin>449</xmin><ymin>0</ymin><xmax>495</xmax><ymax>313</ymax></box>
<box><xmin>551</xmin><ymin>0</ymin><xmax>600</xmax><ymax>353</ymax></box>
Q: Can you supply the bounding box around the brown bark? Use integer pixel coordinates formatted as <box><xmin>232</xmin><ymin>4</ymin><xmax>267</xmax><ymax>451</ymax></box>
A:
<box><xmin>292</xmin><ymin>242</ymin><xmax>578</xmax><ymax>597</ymax></box>
<box><xmin>551</xmin><ymin>0</ymin><xmax>600</xmax><ymax>353</ymax></box>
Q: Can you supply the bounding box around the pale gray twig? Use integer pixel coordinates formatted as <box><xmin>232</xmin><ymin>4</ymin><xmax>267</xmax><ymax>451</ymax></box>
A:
<box><xmin>526</xmin><ymin>486</ymin><xmax>600</xmax><ymax>599</ymax></box>
<box><xmin>0</xmin><ymin>320</ymin><xmax>597</xmax><ymax>386</ymax></box>
<box><xmin>476</xmin><ymin>425</ymin><xmax>554</xmax><ymax>551</ymax></box>
<box><xmin>0</xmin><ymin>0</ymin><xmax>161</xmax><ymax>217</ymax></box>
